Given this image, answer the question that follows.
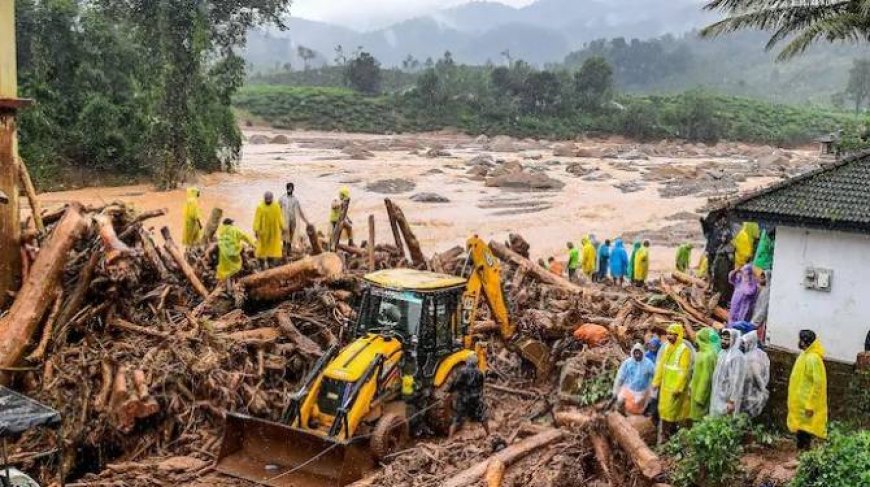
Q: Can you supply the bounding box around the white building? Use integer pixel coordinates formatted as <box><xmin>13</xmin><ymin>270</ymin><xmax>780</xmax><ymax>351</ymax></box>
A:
<box><xmin>726</xmin><ymin>152</ymin><xmax>870</xmax><ymax>363</ymax></box>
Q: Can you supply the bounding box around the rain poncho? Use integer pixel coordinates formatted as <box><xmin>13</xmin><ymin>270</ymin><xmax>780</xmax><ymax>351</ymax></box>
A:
<box><xmin>182</xmin><ymin>187</ymin><xmax>203</xmax><ymax>246</ymax></box>
<box><xmin>634</xmin><ymin>246</ymin><xmax>650</xmax><ymax>282</ymax></box>
<box><xmin>597</xmin><ymin>244</ymin><xmax>610</xmax><ymax>280</ymax></box>
<box><xmin>581</xmin><ymin>237</ymin><xmax>596</xmax><ymax>276</ymax></box>
<box><xmin>696</xmin><ymin>254</ymin><xmax>709</xmax><ymax>279</ymax></box>
<box><xmin>751</xmin><ymin>270</ymin><xmax>771</xmax><ymax>327</ymax></box>
<box><xmin>613</xmin><ymin>344</ymin><xmax>656</xmax><ymax>414</ymax></box>
<box><xmin>645</xmin><ymin>336</ymin><xmax>661</xmax><ymax>364</ymax></box>
<box><xmin>675</xmin><ymin>243</ymin><xmax>693</xmax><ymax>272</ymax></box>
<box><xmin>216</xmin><ymin>224</ymin><xmax>254</xmax><ymax>280</ymax></box>
<box><xmin>609</xmin><ymin>238</ymin><xmax>629</xmax><ymax>278</ymax></box>
<box><xmin>253</xmin><ymin>201</ymin><xmax>284</xmax><ymax>259</ymax></box>
<box><xmin>788</xmin><ymin>338</ymin><xmax>828</xmax><ymax>439</ymax></box>
<box><xmin>728</xmin><ymin>264</ymin><xmax>758</xmax><ymax>323</ymax></box>
<box><xmin>689</xmin><ymin>328</ymin><xmax>719</xmax><ymax>421</ymax></box>
<box><xmin>733</xmin><ymin>222</ymin><xmax>759</xmax><ymax>269</ymax></box>
<box><xmin>627</xmin><ymin>241</ymin><xmax>641</xmax><ymax>281</ymax></box>
<box><xmin>740</xmin><ymin>331</ymin><xmax>770</xmax><ymax>418</ymax></box>
<box><xmin>653</xmin><ymin>324</ymin><xmax>693</xmax><ymax>422</ymax></box>
<box><xmin>752</xmin><ymin>230</ymin><xmax>774</xmax><ymax>270</ymax></box>
<box><xmin>329</xmin><ymin>187</ymin><xmax>351</xmax><ymax>224</ymax></box>
<box><xmin>710</xmin><ymin>329</ymin><xmax>747</xmax><ymax>417</ymax></box>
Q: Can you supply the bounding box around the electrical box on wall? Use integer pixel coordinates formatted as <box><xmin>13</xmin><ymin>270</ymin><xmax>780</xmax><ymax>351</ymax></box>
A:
<box><xmin>803</xmin><ymin>267</ymin><xmax>833</xmax><ymax>292</ymax></box>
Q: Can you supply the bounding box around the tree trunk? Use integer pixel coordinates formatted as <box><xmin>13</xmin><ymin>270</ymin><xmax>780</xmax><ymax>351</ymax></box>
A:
<box><xmin>160</xmin><ymin>226</ymin><xmax>209</xmax><ymax>298</ymax></box>
<box><xmin>384</xmin><ymin>199</ymin><xmax>406</xmax><ymax>259</ymax></box>
<box><xmin>605</xmin><ymin>412</ymin><xmax>663</xmax><ymax>481</ymax></box>
<box><xmin>276</xmin><ymin>310</ymin><xmax>323</xmax><ymax>359</ymax></box>
<box><xmin>16</xmin><ymin>157</ymin><xmax>44</xmax><ymax>234</ymax></box>
<box><xmin>590</xmin><ymin>433</ymin><xmax>614</xmax><ymax>483</ymax></box>
<box><xmin>240</xmin><ymin>253</ymin><xmax>343</xmax><ymax>302</ymax></box>
<box><xmin>367</xmin><ymin>214</ymin><xmax>375</xmax><ymax>270</ymax></box>
<box><xmin>484</xmin><ymin>458</ymin><xmax>505</xmax><ymax>487</ymax></box>
<box><xmin>138</xmin><ymin>227</ymin><xmax>171</xmax><ymax>280</ymax></box>
<box><xmin>442</xmin><ymin>429</ymin><xmax>563</xmax><ymax>487</ymax></box>
<box><xmin>0</xmin><ymin>206</ymin><xmax>88</xmax><ymax>384</ymax></box>
<box><xmin>306</xmin><ymin>223</ymin><xmax>322</xmax><ymax>255</ymax></box>
<box><xmin>386</xmin><ymin>199</ymin><xmax>426</xmax><ymax>267</ymax></box>
<box><xmin>489</xmin><ymin>240</ymin><xmax>583</xmax><ymax>293</ymax></box>
<box><xmin>202</xmin><ymin>207</ymin><xmax>223</xmax><ymax>243</ymax></box>
<box><xmin>671</xmin><ymin>271</ymin><xmax>706</xmax><ymax>288</ymax></box>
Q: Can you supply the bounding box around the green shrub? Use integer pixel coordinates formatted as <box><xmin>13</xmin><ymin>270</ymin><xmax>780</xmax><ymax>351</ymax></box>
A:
<box><xmin>664</xmin><ymin>414</ymin><xmax>750</xmax><ymax>487</ymax></box>
<box><xmin>792</xmin><ymin>426</ymin><xmax>870</xmax><ymax>487</ymax></box>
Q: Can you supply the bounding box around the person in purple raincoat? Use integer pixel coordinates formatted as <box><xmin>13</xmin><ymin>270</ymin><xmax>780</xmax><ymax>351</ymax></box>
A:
<box><xmin>728</xmin><ymin>264</ymin><xmax>758</xmax><ymax>323</ymax></box>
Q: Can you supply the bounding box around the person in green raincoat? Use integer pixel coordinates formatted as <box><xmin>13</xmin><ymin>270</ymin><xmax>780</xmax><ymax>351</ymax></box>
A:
<box><xmin>653</xmin><ymin>323</ymin><xmax>693</xmax><ymax>443</ymax></box>
<box><xmin>216</xmin><ymin>218</ymin><xmax>254</xmax><ymax>289</ymax></box>
<box><xmin>675</xmin><ymin>243</ymin><xmax>693</xmax><ymax>272</ymax></box>
<box><xmin>753</xmin><ymin>229</ymin><xmax>774</xmax><ymax>271</ymax></box>
<box><xmin>689</xmin><ymin>328</ymin><xmax>720</xmax><ymax>421</ymax></box>
<box><xmin>628</xmin><ymin>241</ymin><xmax>641</xmax><ymax>281</ymax></box>
<box><xmin>182</xmin><ymin>187</ymin><xmax>203</xmax><ymax>247</ymax></box>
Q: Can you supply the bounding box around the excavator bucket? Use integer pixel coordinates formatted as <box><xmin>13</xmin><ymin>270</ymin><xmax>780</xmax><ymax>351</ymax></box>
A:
<box><xmin>514</xmin><ymin>337</ymin><xmax>552</xmax><ymax>379</ymax></box>
<box><xmin>216</xmin><ymin>413</ymin><xmax>374</xmax><ymax>487</ymax></box>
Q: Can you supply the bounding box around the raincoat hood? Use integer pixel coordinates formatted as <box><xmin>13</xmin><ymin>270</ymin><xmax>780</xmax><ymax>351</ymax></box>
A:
<box><xmin>339</xmin><ymin>187</ymin><xmax>350</xmax><ymax>199</ymax></box>
<box><xmin>710</xmin><ymin>328</ymin><xmax>746</xmax><ymax>416</ymax></box>
<box><xmin>631</xmin><ymin>343</ymin><xmax>645</xmax><ymax>358</ymax></box>
<box><xmin>186</xmin><ymin>187</ymin><xmax>199</xmax><ymax>199</ymax></box>
<box><xmin>741</xmin><ymin>330</ymin><xmax>759</xmax><ymax>352</ymax></box>
<box><xmin>697</xmin><ymin>328</ymin><xmax>716</xmax><ymax>352</ymax></box>
<box><xmin>666</xmin><ymin>323</ymin><xmax>685</xmax><ymax>343</ymax></box>
<box><xmin>614</xmin><ymin>238</ymin><xmax>624</xmax><ymax>248</ymax></box>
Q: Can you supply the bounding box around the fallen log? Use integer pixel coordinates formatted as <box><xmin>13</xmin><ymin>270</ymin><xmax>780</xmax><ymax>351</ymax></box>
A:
<box><xmin>202</xmin><ymin>208</ymin><xmax>224</xmax><ymax>243</ymax></box>
<box><xmin>386</xmin><ymin>199</ymin><xmax>426</xmax><ymax>268</ymax></box>
<box><xmin>16</xmin><ymin>158</ymin><xmax>44</xmax><ymax>234</ymax></box>
<box><xmin>305</xmin><ymin>224</ymin><xmax>322</xmax><ymax>255</ymax></box>
<box><xmin>109</xmin><ymin>317</ymin><xmax>169</xmax><ymax>339</ymax></box>
<box><xmin>0</xmin><ymin>206</ymin><xmax>88</xmax><ymax>385</ymax></box>
<box><xmin>53</xmin><ymin>250</ymin><xmax>100</xmax><ymax>346</ymax></box>
<box><xmin>590</xmin><ymin>433</ymin><xmax>614</xmax><ymax>483</ymax></box>
<box><xmin>160</xmin><ymin>226</ymin><xmax>209</xmax><ymax>299</ymax></box>
<box><xmin>222</xmin><ymin>327</ymin><xmax>280</xmax><ymax>346</ymax></box>
<box><xmin>25</xmin><ymin>290</ymin><xmax>63</xmax><ymax>362</ymax></box>
<box><xmin>484</xmin><ymin>458</ymin><xmax>505</xmax><ymax>487</ymax></box>
<box><xmin>95</xmin><ymin>214</ymin><xmax>138</xmax><ymax>286</ymax></box>
<box><xmin>384</xmin><ymin>199</ymin><xmax>406</xmax><ymax>260</ymax></box>
<box><xmin>367</xmin><ymin>214</ymin><xmax>375</xmax><ymax>270</ymax></box>
<box><xmin>489</xmin><ymin>240</ymin><xmax>583</xmax><ymax>294</ymax></box>
<box><xmin>276</xmin><ymin>311</ymin><xmax>322</xmax><ymax>359</ymax></box>
<box><xmin>240</xmin><ymin>253</ymin><xmax>343</xmax><ymax>302</ymax></box>
<box><xmin>553</xmin><ymin>411</ymin><xmax>598</xmax><ymax>430</ymax></box>
<box><xmin>671</xmin><ymin>271</ymin><xmax>706</xmax><ymax>288</ymax></box>
<box><xmin>442</xmin><ymin>428</ymin><xmax>563</xmax><ymax>487</ymax></box>
<box><xmin>713</xmin><ymin>306</ymin><xmax>729</xmax><ymax>322</ymax></box>
<box><xmin>138</xmin><ymin>228</ymin><xmax>171</xmax><ymax>280</ymax></box>
<box><xmin>606</xmin><ymin>412</ymin><xmax>663</xmax><ymax>481</ymax></box>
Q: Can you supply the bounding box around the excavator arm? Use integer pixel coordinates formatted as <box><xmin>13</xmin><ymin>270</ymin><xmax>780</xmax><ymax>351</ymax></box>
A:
<box><xmin>464</xmin><ymin>236</ymin><xmax>551</xmax><ymax>378</ymax></box>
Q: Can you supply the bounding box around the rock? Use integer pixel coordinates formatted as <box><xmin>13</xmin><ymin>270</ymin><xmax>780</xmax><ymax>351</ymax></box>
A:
<box><xmin>466</xmin><ymin>154</ymin><xmax>495</xmax><ymax>167</ymax></box>
<box><xmin>565</xmin><ymin>163</ymin><xmax>593</xmax><ymax>177</ymax></box>
<box><xmin>342</xmin><ymin>145</ymin><xmax>375</xmax><ymax>160</ymax></box>
<box><xmin>613</xmin><ymin>181</ymin><xmax>645</xmax><ymax>193</ymax></box>
<box><xmin>601</xmin><ymin>147</ymin><xmax>620</xmax><ymax>158</ymax></box>
<box><xmin>523</xmin><ymin>152</ymin><xmax>544</xmax><ymax>160</ymax></box>
<box><xmin>485</xmin><ymin>172</ymin><xmax>565</xmax><ymax>190</ymax></box>
<box><xmin>424</xmin><ymin>168</ymin><xmax>444</xmax><ymax>175</ymax></box>
<box><xmin>553</xmin><ymin>143</ymin><xmax>578</xmax><ymax>157</ymax></box>
<box><xmin>426</xmin><ymin>147</ymin><xmax>451</xmax><ymax>158</ymax></box>
<box><xmin>475</xmin><ymin>134</ymin><xmax>490</xmax><ymax>144</ymax></box>
<box><xmin>248</xmin><ymin>134</ymin><xmax>270</xmax><ymax>145</ymax></box>
<box><xmin>575</xmin><ymin>147</ymin><xmax>604</xmax><ymax>158</ymax></box>
<box><xmin>158</xmin><ymin>456</ymin><xmax>207</xmax><ymax>473</ymax></box>
<box><xmin>466</xmin><ymin>166</ymin><xmax>489</xmax><ymax>179</ymax></box>
<box><xmin>581</xmin><ymin>171</ymin><xmax>613</xmax><ymax>182</ymax></box>
<box><xmin>619</xmin><ymin>149</ymin><xmax>650</xmax><ymax>161</ymax></box>
<box><xmin>269</xmin><ymin>134</ymin><xmax>290</xmax><ymax>144</ymax></box>
<box><xmin>365</xmin><ymin>178</ymin><xmax>416</xmax><ymax>194</ymax></box>
<box><xmin>487</xmin><ymin>135</ymin><xmax>518</xmax><ymax>152</ymax></box>
<box><xmin>488</xmin><ymin>160</ymin><xmax>524</xmax><ymax>178</ymax></box>
<box><xmin>411</xmin><ymin>192</ymin><xmax>450</xmax><ymax>203</ymax></box>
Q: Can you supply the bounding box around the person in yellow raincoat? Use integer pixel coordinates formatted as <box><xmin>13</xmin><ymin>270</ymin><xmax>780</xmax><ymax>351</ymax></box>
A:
<box><xmin>633</xmin><ymin>240</ymin><xmax>650</xmax><ymax>286</ymax></box>
<box><xmin>216</xmin><ymin>218</ymin><xmax>254</xmax><ymax>289</ymax></box>
<box><xmin>788</xmin><ymin>330</ymin><xmax>827</xmax><ymax>449</ymax></box>
<box><xmin>253</xmin><ymin>191</ymin><xmax>284</xmax><ymax>266</ymax></box>
<box><xmin>581</xmin><ymin>236</ymin><xmax>596</xmax><ymax>277</ymax></box>
<box><xmin>653</xmin><ymin>323</ymin><xmax>692</xmax><ymax>443</ymax></box>
<box><xmin>732</xmin><ymin>222</ymin><xmax>759</xmax><ymax>269</ymax></box>
<box><xmin>329</xmin><ymin>187</ymin><xmax>354</xmax><ymax>247</ymax></box>
<box><xmin>182</xmin><ymin>187</ymin><xmax>203</xmax><ymax>247</ymax></box>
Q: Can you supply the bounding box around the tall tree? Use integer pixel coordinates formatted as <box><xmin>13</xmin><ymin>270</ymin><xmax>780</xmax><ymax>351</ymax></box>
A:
<box><xmin>701</xmin><ymin>1</ymin><xmax>870</xmax><ymax>59</ymax></box>
<box><xmin>345</xmin><ymin>51</ymin><xmax>382</xmax><ymax>95</ymax></box>
<box><xmin>846</xmin><ymin>58</ymin><xmax>870</xmax><ymax>112</ymax></box>
<box><xmin>297</xmin><ymin>45</ymin><xmax>316</xmax><ymax>70</ymax></box>
<box><xmin>573</xmin><ymin>56</ymin><xmax>614</xmax><ymax>111</ymax></box>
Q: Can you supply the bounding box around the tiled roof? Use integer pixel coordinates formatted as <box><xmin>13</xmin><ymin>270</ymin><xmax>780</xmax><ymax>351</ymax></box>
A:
<box><xmin>726</xmin><ymin>150</ymin><xmax>870</xmax><ymax>233</ymax></box>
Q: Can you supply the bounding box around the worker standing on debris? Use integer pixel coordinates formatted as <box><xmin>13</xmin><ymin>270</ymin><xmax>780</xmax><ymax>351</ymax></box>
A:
<box><xmin>740</xmin><ymin>330</ymin><xmax>770</xmax><ymax>418</ymax></box>
<box><xmin>695</xmin><ymin>252</ymin><xmax>709</xmax><ymax>279</ymax></box>
<box><xmin>653</xmin><ymin>323</ymin><xmax>692</xmax><ymax>443</ymax></box>
<box><xmin>633</xmin><ymin>240</ymin><xmax>650</xmax><ymax>286</ymax></box>
<box><xmin>279</xmin><ymin>182</ymin><xmax>310</xmax><ymax>258</ymax></box>
<box><xmin>613</xmin><ymin>343</ymin><xmax>656</xmax><ymax>415</ymax></box>
<box><xmin>689</xmin><ymin>328</ymin><xmax>719</xmax><ymax>422</ymax></box>
<box><xmin>329</xmin><ymin>187</ymin><xmax>354</xmax><ymax>246</ymax></box>
<box><xmin>628</xmin><ymin>240</ymin><xmax>641</xmax><ymax>282</ymax></box>
<box><xmin>595</xmin><ymin>239</ymin><xmax>611</xmax><ymax>282</ymax></box>
<box><xmin>609</xmin><ymin>238</ymin><xmax>628</xmax><ymax>286</ymax></box>
<box><xmin>788</xmin><ymin>330</ymin><xmax>828</xmax><ymax>450</ymax></box>
<box><xmin>216</xmin><ymin>218</ymin><xmax>255</xmax><ymax>290</ymax></box>
<box><xmin>581</xmin><ymin>236</ymin><xmax>596</xmax><ymax>277</ymax></box>
<box><xmin>675</xmin><ymin>243</ymin><xmax>693</xmax><ymax>273</ymax></box>
<box><xmin>733</xmin><ymin>222</ymin><xmax>759</xmax><ymax>269</ymax></box>
<box><xmin>710</xmin><ymin>328</ymin><xmax>746</xmax><ymax>417</ymax></box>
<box><xmin>645</xmin><ymin>336</ymin><xmax>661</xmax><ymax>364</ymax></box>
<box><xmin>548</xmin><ymin>257</ymin><xmax>564</xmax><ymax>277</ymax></box>
<box><xmin>182</xmin><ymin>187</ymin><xmax>203</xmax><ymax>247</ymax></box>
<box><xmin>751</xmin><ymin>270</ymin><xmax>772</xmax><ymax>341</ymax></box>
<box><xmin>567</xmin><ymin>242</ymin><xmax>580</xmax><ymax>282</ymax></box>
<box><xmin>448</xmin><ymin>354</ymin><xmax>490</xmax><ymax>439</ymax></box>
<box><xmin>728</xmin><ymin>264</ymin><xmax>758</xmax><ymax>323</ymax></box>
<box><xmin>253</xmin><ymin>191</ymin><xmax>284</xmax><ymax>268</ymax></box>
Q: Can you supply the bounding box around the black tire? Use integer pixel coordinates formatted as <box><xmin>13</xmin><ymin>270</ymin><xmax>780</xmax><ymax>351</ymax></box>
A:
<box><xmin>426</xmin><ymin>368</ymin><xmax>458</xmax><ymax>436</ymax></box>
<box><xmin>370</xmin><ymin>412</ymin><xmax>409</xmax><ymax>460</ymax></box>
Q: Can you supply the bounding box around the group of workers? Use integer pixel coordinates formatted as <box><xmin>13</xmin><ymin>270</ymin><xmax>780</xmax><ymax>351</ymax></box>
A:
<box><xmin>546</xmin><ymin>237</ymin><xmax>652</xmax><ymax>286</ymax></box>
<box><xmin>182</xmin><ymin>183</ymin><xmax>352</xmax><ymax>289</ymax></box>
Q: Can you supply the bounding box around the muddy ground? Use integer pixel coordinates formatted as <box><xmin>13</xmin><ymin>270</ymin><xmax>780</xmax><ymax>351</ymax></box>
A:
<box><xmin>40</xmin><ymin>129</ymin><xmax>818</xmax><ymax>275</ymax></box>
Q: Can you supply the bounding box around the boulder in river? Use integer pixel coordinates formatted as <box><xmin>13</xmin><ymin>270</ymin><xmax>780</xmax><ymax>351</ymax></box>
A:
<box><xmin>248</xmin><ymin>134</ymin><xmax>270</xmax><ymax>144</ymax></box>
<box><xmin>411</xmin><ymin>192</ymin><xmax>450</xmax><ymax>203</ymax></box>
<box><xmin>270</xmin><ymin>134</ymin><xmax>290</xmax><ymax>144</ymax></box>
<box><xmin>365</xmin><ymin>178</ymin><xmax>416</xmax><ymax>194</ymax></box>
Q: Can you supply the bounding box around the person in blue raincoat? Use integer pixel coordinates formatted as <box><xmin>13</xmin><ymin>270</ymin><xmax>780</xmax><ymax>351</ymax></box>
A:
<box><xmin>609</xmin><ymin>238</ymin><xmax>629</xmax><ymax>286</ymax></box>
<box><xmin>596</xmin><ymin>239</ymin><xmax>611</xmax><ymax>283</ymax></box>
<box><xmin>613</xmin><ymin>343</ymin><xmax>657</xmax><ymax>415</ymax></box>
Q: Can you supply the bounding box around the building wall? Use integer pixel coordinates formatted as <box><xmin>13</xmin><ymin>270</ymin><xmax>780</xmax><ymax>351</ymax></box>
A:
<box><xmin>768</xmin><ymin>225</ymin><xmax>870</xmax><ymax>362</ymax></box>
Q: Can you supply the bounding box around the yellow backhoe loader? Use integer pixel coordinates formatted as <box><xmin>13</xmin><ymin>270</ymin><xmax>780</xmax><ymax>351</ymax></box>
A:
<box><xmin>215</xmin><ymin>236</ymin><xmax>550</xmax><ymax>487</ymax></box>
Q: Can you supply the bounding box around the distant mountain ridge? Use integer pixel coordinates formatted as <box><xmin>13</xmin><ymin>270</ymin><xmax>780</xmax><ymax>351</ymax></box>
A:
<box><xmin>246</xmin><ymin>0</ymin><xmax>717</xmax><ymax>69</ymax></box>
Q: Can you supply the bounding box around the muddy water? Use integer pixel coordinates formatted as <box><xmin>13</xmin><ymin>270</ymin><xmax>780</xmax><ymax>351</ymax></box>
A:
<box><xmin>40</xmin><ymin>130</ymin><xmax>799</xmax><ymax>274</ymax></box>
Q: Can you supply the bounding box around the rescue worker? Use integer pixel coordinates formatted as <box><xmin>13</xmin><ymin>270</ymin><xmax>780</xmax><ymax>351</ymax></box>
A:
<box><xmin>567</xmin><ymin>242</ymin><xmax>580</xmax><ymax>282</ymax></box>
<box><xmin>581</xmin><ymin>236</ymin><xmax>596</xmax><ymax>278</ymax></box>
<box><xmin>788</xmin><ymin>330</ymin><xmax>828</xmax><ymax>450</ymax></box>
<box><xmin>329</xmin><ymin>187</ymin><xmax>354</xmax><ymax>247</ymax></box>
<box><xmin>711</xmin><ymin>237</ymin><xmax>736</xmax><ymax>306</ymax></box>
<box><xmin>751</xmin><ymin>270</ymin><xmax>771</xmax><ymax>341</ymax></box>
<box><xmin>728</xmin><ymin>264</ymin><xmax>758</xmax><ymax>323</ymax></box>
<box><xmin>610</xmin><ymin>238</ymin><xmax>629</xmax><ymax>286</ymax></box>
<box><xmin>695</xmin><ymin>253</ymin><xmax>709</xmax><ymax>279</ymax></box>
<box><xmin>627</xmin><ymin>240</ymin><xmax>641</xmax><ymax>282</ymax></box>
<box><xmin>253</xmin><ymin>191</ymin><xmax>284</xmax><ymax>268</ymax></box>
<box><xmin>645</xmin><ymin>336</ymin><xmax>661</xmax><ymax>364</ymax></box>
<box><xmin>612</xmin><ymin>343</ymin><xmax>656</xmax><ymax>415</ymax></box>
<box><xmin>710</xmin><ymin>328</ymin><xmax>746</xmax><ymax>417</ymax></box>
<box><xmin>688</xmin><ymin>328</ymin><xmax>719</xmax><ymax>422</ymax></box>
<box><xmin>595</xmin><ymin>239</ymin><xmax>611</xmax><ymax>282</ymax></box>
<box><xmin>653</xmin><ymin>323</ymin><xmax>692</xmax><ymax>443</ymax></box>
<box><xmin>182</xmin><ymin>187</ymin><xmax>203</xmax><ymax>247</ymax></box>
<box><xmin>753</xmin><ymin>229</ymin><xmax>774</xmax><ymax>271</ymax></box>
<box><xmin>216</xmin><ymin>218</ymin><xmax>255</xmax><ymax>291</ymax></box>
<box><xmin>740</xmin><ymin>330</ymin><xmax>770</xmax><ymax>418</ymax></box>
<box><xmin>448</xmin><ymin>354</ymin><xmax>490</xmax><ymax>439</ymax></box>
<box><xmin>675</xmin><ymin>243</ymin><xmax>692</xmax><ymax>273</ymax></box>
<box><xmin>548</xmin><ymin>257</ymin><xmax>565</xmax><ymax>277</ymax></box>
<box><xmin>633</xmin><ymin>240</ymin><xmax>650</xmax><ymax>287</ymax></box>
<box><xmin>278</xmin><ymin>182</ymin><xmax>310</xmax><ymax>258</ymax></box>
<box><xmin>733</xmin><ymin>222</ymin><xmax>759</xmax><ymax>269</ymax></box>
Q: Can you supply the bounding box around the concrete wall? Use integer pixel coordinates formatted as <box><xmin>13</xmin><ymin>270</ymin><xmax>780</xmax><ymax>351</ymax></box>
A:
<box><xmin>768</xmin><ymin>226</ymin><xmax>870</xmax><ymax>362</ymax></box>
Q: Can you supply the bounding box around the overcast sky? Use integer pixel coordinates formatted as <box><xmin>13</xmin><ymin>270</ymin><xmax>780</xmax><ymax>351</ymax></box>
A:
<box><xmin>289</xmin><ymin>0</ymin><xmax>537</xmax><ymax>30</ymax></box>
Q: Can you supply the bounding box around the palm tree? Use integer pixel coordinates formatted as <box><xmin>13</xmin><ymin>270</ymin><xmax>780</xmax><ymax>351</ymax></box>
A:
<box><xmin>701</xmin><ymin>1</ymin><xmax>870</xmax><ymax>60</ymax></box>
